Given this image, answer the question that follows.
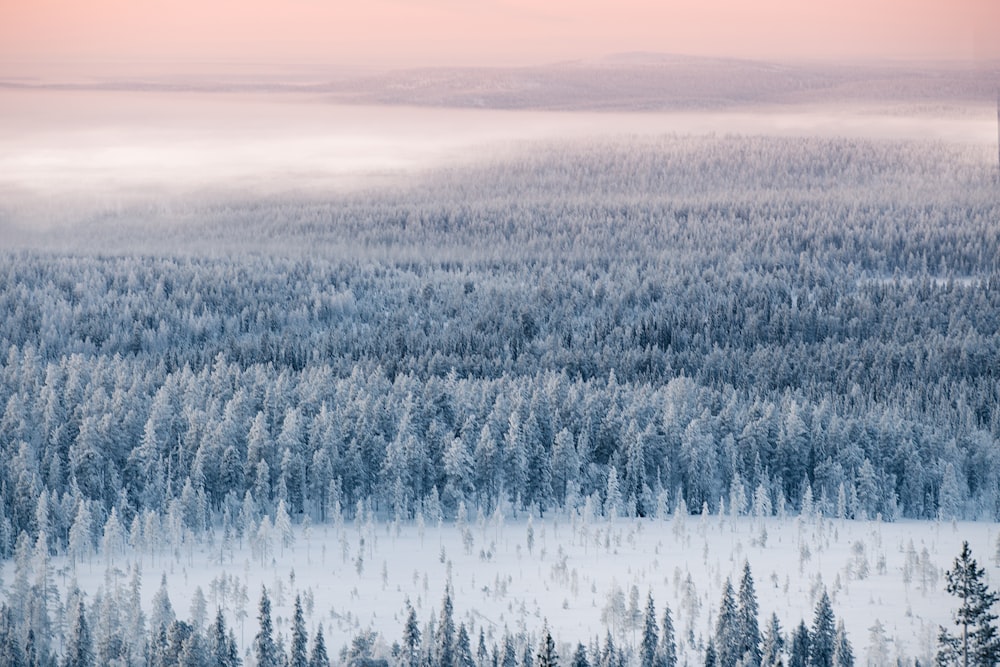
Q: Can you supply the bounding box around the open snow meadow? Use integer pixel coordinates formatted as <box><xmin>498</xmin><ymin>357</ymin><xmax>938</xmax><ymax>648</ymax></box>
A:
<box><xmin>1</xmin><ymin>57</ymin><xmax>1000</xmax><ymax>667</ymax></box>
<box><xmin>14</xmin><ymin>512</ymin><xmax>1000</xmax><ymax>666</ymax></box>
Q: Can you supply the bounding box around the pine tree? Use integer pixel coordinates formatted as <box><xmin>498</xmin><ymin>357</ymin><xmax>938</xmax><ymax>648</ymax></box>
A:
<box><xmin>737</xmin><ymin>561</ymin><xmax>762</xmax><ymax>667</ymax></box>
<box><xmin>832</xmin><ymin>620</ymin><xmax>853</xmax><ymax>667</ymax></box>
<box><xmin>715</xmin><ymin>579</ymin><xmax>739</xmax><ymax>667</ymax></box>
<box><xmin>291</xmin><ymin>594</ymin><xmax>309</xmax><ymax>667</ymax></box>
<box><xmin>761</xmin><ymin>614</ymin><xmax>785</xmax><ymax>667</ymax></box>
<box><xmin>810</xmin><ymin>591</ymin><xmax>837</xmax><ymax>667</ymax></box>
<box><xmin>705</xmin><ymin>639</ymin><xmax>718</xmax><ymax>667</ymax></box>
<box><xmin>789</xmin><ymin>621</ymin><xmax>811</xmax><ymax>667</ymax></box>
<box><xmin>310</xmin><ymin>625</ymin><xmax>330</xmax><ymax>667</ymax></box>
<box><xmin>65</xmin><ymin>599</ymin><xmax>94</xmax><ymax>667</ymax></box>
<box><xmin>641</xmin><ymin>593</ymin><xmax>659</xmax><ymax>667</ymax></box>
<box><xmin>437</xmin><ymin>586</ymin><xmax>456</xmax><ymax>667</ymax></box>
<box><xmin>537</xmin><ymin>624</ymin><xmax>558</xmax><ymax>667</ymax></box>
<box><xmin>657</xmin><ymin>602</ymin><xmax>678</xmax><ymax>667</ymax></box>
<box><xmin>571</xmin><ymin>643</ymin><xmax>590</xmax><ymax>667</ymax></box>
<box><xmin>254</xmin><ymin>586</ymin><xmax>280</xmax><ymax>667</ymax></box>
<box><xmin>209</xmin><ymin>608</ymin><xmax>241</xmax><ymax>667</ymax></box>
<box><xmin>457</xmin><ymin>623</ymin><xmax>477</xmax><ymax>667</ymax></box>
<box><xmin>937</xmin><ymin>541</ymin><xmax>1000</xmax><ymax>667</ymax></box>
<box><xmin>403</xmin><ymin>601</ymin><xmax>421</xmax><ymax>667</ymax></box>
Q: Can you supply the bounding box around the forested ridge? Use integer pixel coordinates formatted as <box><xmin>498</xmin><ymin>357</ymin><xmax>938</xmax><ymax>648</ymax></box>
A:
<box><xmin>2</xmin><ymin>135</ymin><xmax>999</xmax><ymax>565</ymax></box>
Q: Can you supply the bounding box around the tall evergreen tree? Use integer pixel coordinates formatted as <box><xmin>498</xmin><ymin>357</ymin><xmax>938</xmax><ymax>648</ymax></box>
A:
<box><xmin>761</xmin><ymin>614</ymin><xmax>785</xmax><ymax>667</ymax></box>
<box><xmin>64</xmin><ymin>600</ymin><xmax>94</xmax><ymax>667</ymax></box>
<box><xmin>705</xmin><ymin>639</ymin><xmax>718</xmax><ymax>667</ymax></box>
<box><xmin>437</xmin><ymin>586</ymin><xmax>456</xmax><ymax>667</ymax></box>
<box><xmin>209</xmin><ymin>608</ymin><xmax>241</xmax><ymax>667</ymax></box>
<box><xmin>715</xmin><ymin>579</ymin><xmax>739</xmax><ymax>667</ymax></box>
<box><xmin>402</xmin><ymin>602</ymin><xmax>421</xmax><ymax>667</ymax></box>
<box><xmin>571</xmin><ymin>643</ymin><xmax>590</xmax><ymax>667</ymax></box>
<box><xmin>737</xmin><ymin>562</ymin><xmax>762</xmax><ymax>667</ymax></box>
<box><xmin>254</xmin><ymin>587</ymin><xmax>280</xmax><ymax>667</ymax></box>
<box><xmin>657</xmin><ymin>602</ymin><xmax>678</xmax><ymax>667</ymax></box>
<box><xmin>537</xmin><ymin>624</ymin><xmax>559</xmax><ymax>667</ymax></box>
<box><xmin>309</xmin><ymin>625</ymin><xmax>330</xmax><ymax>667</ymax></box>
<box><xmin>457</xmin><ymin>623</ymin><xmax>477</xmax><ymax>667</ymax></box>
<box><xmin>809</xmin><ymin>591</ymin><xmax>837</xmax><ymax>667</ymax></box>
<box><xmin>291</xmin><ymin>594</ymin><xmax>309</xmax><ymax>667</ymax></box>
<box><xmin>937</xmin><ymin>541</ymin><xmax>1000</xmax><ymax>667</ymax></box>
<box><xmin>832</xmin><ymin>620</ymin><xmax>853</xmax><ymax>667</ymax></box>
<box><xmin>789</xmin><ymin>622</ymin><xmax>811</xmax><ymax>667</ymax></box>
<box><xmin>640</xmin><ymin>593</ymin><xmax>659</xmax><ymax>667</ymax></box>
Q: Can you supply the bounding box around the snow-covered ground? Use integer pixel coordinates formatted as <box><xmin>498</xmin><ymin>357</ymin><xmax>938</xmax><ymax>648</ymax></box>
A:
<box><xmin>18</xmin><ymin>512</ymin><xmax>1000</xmax><ymax>664</ymax></box>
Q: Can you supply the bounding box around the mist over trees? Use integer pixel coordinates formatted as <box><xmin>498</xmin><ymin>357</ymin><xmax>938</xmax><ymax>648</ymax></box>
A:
<box><xmin>0</xmin><ymin>128</ymin><xmax>996</xmax><ymax>664</ymax></box>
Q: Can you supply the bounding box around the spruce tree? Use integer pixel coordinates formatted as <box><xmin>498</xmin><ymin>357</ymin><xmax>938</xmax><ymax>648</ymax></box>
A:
<box><xmin>437</xmin><ymin>586</ymin><xmax>456</xmax><ymax>667</ymax></box>
<box><xmin>254</xmin><ymin>586</ymin><xmax>280</xmax><ymax>667</ymax></box>
<box><xmin>737</xmin><ymin>562</ymin><xmax>762</xmax><ymax>667</ymax></box>
<box><xmin>403</xmin><ymin>601</ymin><xmax>421</xmax><ymax>667</ymax></box>
<box><xmin>640</xmin><ymin>593</ymin><xmax>659</xmax><ymax>667</ymax></box>
<box><xmin>309</xmin><ymin>625</ymin><xmax>330</xmax><ymax>667</ymax></box>
<box><xmin>809</xmin><ymin>591</ymin><xmax>836</xmax><ymax>667</ymax></box>
<box><xmin>715</xmin><ymin>579</ymin><xmax>739</xmax><ymax>667</ymax></box>
<box><xmin>537</xmin><ymin>625</ymin><xmax>558</xmax><ymax>667</ymax></box>
<box><xmin>657</xmin><ymin>603</ymin><xmax>678</xmax><ymax>667</ymax></box>
<box><xmin>761</xmin><ymin>614</ymin><xmax>785</xmax><ymax>667</ymax></box>
<box><xmin>789</xmin><ymin>621</ymin><xmax>811</xmax><ymax>667</ymax></box>
<box><xmin>705</xmin><ymin>639</ymin><xmax>718</xmax><ymax>667</ymax></box>
<box><xmin>937</xmin><ymin>541</ymin><xmax>1000</xmax><ymax>667</ymax></box>
<box><xmin>291</xmin><ymin>594</ymin><xmax>309</xmax><ymax>667</ymax></box>
<box><xmin>571</xmin><ymin>643</ymin><xmax>590</xmax><ymax>667</ymax></box>
<box><xmin>64</xmin><ymin>600</ymin><xmax>94</xmax><ymax>667</ymax></box>
<box><xmin>832</xmin><ymin>620</ymin><xmax>853</xmax><ymax>667</ymax></box>
<box><xmin>457</xmin><ymin>623</ymin><xmax>476</xmax><ymax>667</ymax></box>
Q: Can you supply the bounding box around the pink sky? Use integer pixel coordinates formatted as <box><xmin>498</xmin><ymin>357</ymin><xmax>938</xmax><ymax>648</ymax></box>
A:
<box><xmin>2</xmin><ymin>0</ymin><xmax>998</xmax><ymax>71</ymax></box>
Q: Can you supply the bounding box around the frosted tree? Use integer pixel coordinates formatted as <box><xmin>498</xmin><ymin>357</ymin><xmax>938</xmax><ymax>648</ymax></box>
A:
<box><xmin>657</xmin><ymin>601</ymin><xmax>678</xmax><ymax>667</ymax></box>
<box><xmin>150</xmin><ymin>574</ymin><xmax>176</xmax><ymax>636</ymax></box>
<box><xmin>604</xmin><ymin>467</ymin><xmax>622</xmax><ymax>521</ymax></box>
<box><xmin>457</xmin><ymin>623</ymin><xmax>476</xmax><ymax>667</ymax></box>
<box><xmin>275</xmin><ymin>499</ymin><xmax>294</xmax><ymax>554</ymax></box>
<box><xmin>715</xmin><ymin>579</ymin><xmax>739</xmax><ymax>667</ymax></box>
<box><xmin>291</xmin><ymin>594</ymin><xmax>309</xmax><ymax>667</ymax></box>
<box><xmin>572</xmin><ymin>643</ymin><xmax>590</xmax><ymax>667</ymax></box>
<box><xmin>101</xmin><ymin>507</ymin><xmax>125</xmax><ymax>564</ymax></box>
<box><xmin>809</xmin><ymin>590</ymin><xmax>836</xmax><ymax>667</ymax></box>
<box><xmin>436</xmin><ymin>586</ymin><xmax>456</xmax><ymax>667</ymax></box>
<box><xmin>254</xmin><ymin>587</ymin><xmax>280</xmax><ymax>667</ymax></box>
<box><xmin>208</xmin><ymin>607</ymin><xmax>240</xmax><ymax>667</ymax></box>
<box><xmin>403</xmin><ymin>601</ymin><xmax>421</xmax><ymax>667</ymax></box>
<box><xmin>190</xmin><ymin>586</ymin><xmax>208</xmax><ymax>632</ymax></box>
<box><xmin>537</xmin><ymin>623</ymin><xmax>558</xmax><ymax>667</ymax></box>
<box><xmin>736</xmin><ymin>561</ymin><xmax>762</xmax><ymax>667</ymax></box>
<box><xmin>832</xmin><ymin>619</ymin><xmax>853</xmax><ymax>667</ymax></box>
<box><xmin>761</xmin><ymin>614</ymin><xmax>785</xmax><ymax>667</ymax></box>
<box><xmin>310</xmin><ymin>624</ymin><xmax>331</xmax><ymax>667</ymax></box>
<box><xmin>789</xmin><ymin>622</ymin><xmax>811</xmax><ymax>667</ymax></box>
<box><xmin>65</xmin><ymin>599</ymin><xmax>95</xmax><ymax>667</ymax></box>
<box><xmin>640</xmin><ymin>593</ymin><xmax>659</xmax><ymax>667</ymax></box>
<box><xmin>865</xmin><ymin>620</ymin><xmax>889</xmax><ymax>667</ymax></box>
<box><xmin>937</xmin><ymin>541</ymin><xmax>1000</xmax><ymax>667</ymax></box>
<box><xmin>68</xmin><ymin>501</ymin><xmax>94</xmax><ymax>568</ymax></box>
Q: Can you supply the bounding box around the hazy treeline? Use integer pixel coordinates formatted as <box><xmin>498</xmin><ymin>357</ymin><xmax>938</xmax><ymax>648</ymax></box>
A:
<box><xmin>1</xmin><ymin>136</ymin><xmax>999</xmax><ymax>562</ymax></box>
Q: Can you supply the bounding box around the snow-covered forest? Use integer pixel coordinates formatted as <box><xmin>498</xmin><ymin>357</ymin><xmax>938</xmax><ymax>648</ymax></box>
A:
<box><xmin>2</xmin><ymin>131</ymin><xmax>1000</xmax><ymax>666</ymax></box>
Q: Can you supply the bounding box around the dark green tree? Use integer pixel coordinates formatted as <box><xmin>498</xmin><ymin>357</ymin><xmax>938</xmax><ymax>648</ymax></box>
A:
<box><xmin>657</xmin><ymin>603</ymin><xmax>678</xmax><ymax>667</ymax></box>
<box><xmin>254</xmin><ymin>587</ymin><xmax>281</xmax><ymax>667</ymax></box>
<box><xmin>640</xmin><ymin>594</ymin><xmax>659</xmax><ymax>667</ymax></box>
<box><xmin>402</xmin><ymin>602</ymin><xmax>421</xmax><ymax>667</ymax></box>
<box><xmin>789</xmin><ymin>621</ymin><xmax>811</xmax><ymax>667</ymax></box>
<box><xmin>809</xmin><ymin>591</ymin><xmax>836</xmax><ymax>667</ymax></box>
<box><xmin>715</xmin><ymin>579</ymin><xmax>739</xmax><ymax>667</ymax></box>
<box><xmin>309</xmin><ymin>625</ymin><xmax>331</xmax><ymax>667</ymax></box>
<box><xmin>737</xmin><ymin>562</ymin><xmax>762</xmax><ymax>667</ymax></box>
<box><xmin>291</xmin><ymin>594</ymin><xmax>309</xmax><ymax>667</ymax></box>
<box><xmin>937</xmin><ymin>541</ymin><xmax>1000</xmax><ymax>667</ymax></box>
<box><xmin>537</xmin><ymin>625</ymin><xmax>559</xmax><ymax>667</ymax></box>
<box><xmin>571</xmin><ymin>643</ymin><xmax>590</xmax><ymax>667</ymax></box>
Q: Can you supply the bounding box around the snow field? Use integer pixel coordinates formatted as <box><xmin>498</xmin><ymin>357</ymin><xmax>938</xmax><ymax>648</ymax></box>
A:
<box><xmin>16</xmin><ymin>512</ymin><xmax>999</xmax><ymax>665</ymax></box>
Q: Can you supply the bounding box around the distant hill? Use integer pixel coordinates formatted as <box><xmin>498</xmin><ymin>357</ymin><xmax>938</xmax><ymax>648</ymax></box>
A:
<box><xmin>3</xmin><ymin>54</ymin><xmax>996</xmax><ymax>110</ymax></box>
